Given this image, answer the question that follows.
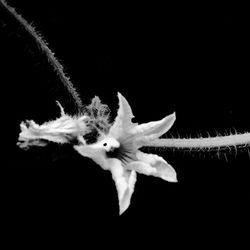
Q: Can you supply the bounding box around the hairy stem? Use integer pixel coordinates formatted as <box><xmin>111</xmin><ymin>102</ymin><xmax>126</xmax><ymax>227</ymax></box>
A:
<box><xmin>145</xmin><ymin>133</ymin><xmax>250</xmax><ymax>149</ymax></box>
<box><xmin>0</xmin><ymin>0</ymin><xmax>83</xmax><ymax>112</ymax></box>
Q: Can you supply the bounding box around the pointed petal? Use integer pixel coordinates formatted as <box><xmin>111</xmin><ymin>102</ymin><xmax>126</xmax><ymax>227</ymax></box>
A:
<box><xmin>109</xmin><ymin>93</ymin><xmax>138</xmax><ymax>138</ymax></box>
<box><xmin>132</xmin><ymin>112</ymin><xmax>176</xmax><ymax>139</ymax></box>
<box><xmin>129</xmin><ymin>151</ymin><xmax>177</xmax><ymax>182</ymax></box>
<box><xmin>109</xmin><ymin>159</ymin><xmax>137</xmax><ymax>215</ymax></box>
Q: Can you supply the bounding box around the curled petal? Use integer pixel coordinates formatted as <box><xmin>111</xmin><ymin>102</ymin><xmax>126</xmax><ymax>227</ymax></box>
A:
<box><xmin>109</xmin><ymin>93</ymin><xmax>138</xmax><ymax>138</ymax></box>
<box><xmin>109</xmin><ymin>159</ymin><xmax>137</xmax><ymax>215</ymax></box>
<box><xmin>130</xmin><ymin>151</ymin><xmax>177</xmax><ymax>182</ymax></box>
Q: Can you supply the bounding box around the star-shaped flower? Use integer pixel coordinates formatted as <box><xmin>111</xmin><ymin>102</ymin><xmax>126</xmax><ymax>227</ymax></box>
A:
<box><xmin>74</xmin><ymin>93</ymin><xmax>177</xmax><ymax>214</ymax></box>
<box><xmin>17</xmin><ymin>93</ymin><xmax>177</xmax><ymax>215</ymax></box>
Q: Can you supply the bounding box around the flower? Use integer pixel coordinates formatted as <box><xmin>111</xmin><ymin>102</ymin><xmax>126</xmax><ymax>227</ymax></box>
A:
<box><xmin>17</xmin><ymin>94</ymin><xmax>177</xmax><ymax>215</ymax></box>
<box><xmin>74</xmin><ymin>93</ymin><xmax>177</xmax><ymax>215</ymax></box>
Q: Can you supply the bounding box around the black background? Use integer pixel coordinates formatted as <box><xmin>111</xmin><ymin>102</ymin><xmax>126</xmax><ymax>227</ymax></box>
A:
<box><xmin>1</xmin><ymin>0</ymin><xmax>249</xmax><ymax>245</ymax></box>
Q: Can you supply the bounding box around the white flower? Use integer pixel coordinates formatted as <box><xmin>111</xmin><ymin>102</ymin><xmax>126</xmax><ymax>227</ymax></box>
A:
<box><xmin>74</xmin><ymin>93</ymin><xmax>177</xmax><ymax>215</ymax></box>
<box><xmin>17</xmin><ymin>94</ymin><xmax>177</xmax><ymax>215</ymax></box>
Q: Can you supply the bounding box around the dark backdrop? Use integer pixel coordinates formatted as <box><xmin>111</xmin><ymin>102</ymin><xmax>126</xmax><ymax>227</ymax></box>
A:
<box><xmin>1</xmin><ymin>0</ymin><xmax>249</xmax><ymax>244</ymax></box>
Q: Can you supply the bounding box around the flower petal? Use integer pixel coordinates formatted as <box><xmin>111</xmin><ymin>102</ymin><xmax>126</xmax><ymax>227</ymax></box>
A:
<box><xmin>17</xmin><ymin>119</ymin><xmax>73</xmax><ymax>148</ymax></box>
<box><xmin>129</xmin><ymin>151</ymin><xmax>177</xmax><ymax>182</ymax></box>
<box><xmin>74</xmin><ymin>137</ymin><xmax>121</xmax><ymax>171</ymax></box>
<box><xmin>132</xmin><ymin>112</ymin><xmax>176</xmax><ymax>139</ymax></box>
<box><xmin>74</xmin><ymin>144</ymin><xmax>110</xmax><ymax>170</ymax></box>
<box><xmin>109</xmin><ymin>93</ymin><xmax>138</xmax><ymax>139</ymax></box>
<box><xmin>17</xmin><ymin>110</ymin><xmax>89</xmax><ymax>149</ymax></box>
<box><xmin>109</xmin><ymin>159</ymin><xmax>137</xmax><ymax>215</ymax></box>
<box><xmin>125</xmin><ymin>161</ymin><xmax>157</xmax><ymax>176</ymax></box>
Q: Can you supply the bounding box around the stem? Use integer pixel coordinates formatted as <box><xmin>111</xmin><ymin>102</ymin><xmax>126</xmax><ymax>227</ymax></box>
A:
<box><xmin>0</xmin><ymin>0</ymin><xmax>83</xmax><ymax>112</ymax></box>
<box><xmin>145</xmin><ymin>133</ymin><xmax>250</xmax><ymax>149</ymax></box>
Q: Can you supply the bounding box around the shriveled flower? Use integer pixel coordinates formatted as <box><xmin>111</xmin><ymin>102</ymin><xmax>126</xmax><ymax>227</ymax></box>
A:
<box><xmin>17</xmin><ymin>101</ymin><xmax>89</xmax><ymax>149</ymax></box>
<box><xmin>74</xmin><ymin>93</ymin><xmax>177</xmax><ymax>214</ymax></box>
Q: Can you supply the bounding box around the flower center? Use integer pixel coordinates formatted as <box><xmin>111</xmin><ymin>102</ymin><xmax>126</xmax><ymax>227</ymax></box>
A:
<box><xmin>105</xmin><ymin>142</ymin><xmax>136</xmax><ymax>164</ymax></box>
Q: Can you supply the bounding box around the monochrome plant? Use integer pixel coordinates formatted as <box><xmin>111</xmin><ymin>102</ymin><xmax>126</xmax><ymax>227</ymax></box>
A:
<box><xmin>2</xmin><ymin>0</ymin><xmax>249</xmax><ymax>215</ymax></box>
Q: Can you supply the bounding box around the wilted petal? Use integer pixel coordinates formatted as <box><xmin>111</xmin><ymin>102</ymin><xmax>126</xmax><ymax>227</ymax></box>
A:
<box><xmin>132</xmin><ymin>113</ymin><xmax>176</xmax><ymax>139</ymax></box>
<box><xmin>17</xmin><ymin>120</ymin><xmax>71</xmax><ymax>148</ymax></box>
<box><xmin>130</xmin><ymin>151</ymin><xmax>177</xmax><ymax>182</ymax></box>
<box><xmin>109</xmin><ymin>159</ymin><xmax>137</xmax><ymax>215</ymax></box>
<box><xmin>17</xmin><ymin>109</ymin><xmax>89</xmax><ymax>149</ymax></box>
<box><xmin>109</xmin><ymin>93</ymin><xmax>138</xmax><ymax>138</ymax></box>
